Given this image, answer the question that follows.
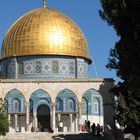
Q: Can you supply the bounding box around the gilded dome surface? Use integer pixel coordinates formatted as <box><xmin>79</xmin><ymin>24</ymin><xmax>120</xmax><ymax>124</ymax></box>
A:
<box><xmin>2</xmin><ymin>7</ymin><xmax>90</xmax><ymax>60</ymax></box>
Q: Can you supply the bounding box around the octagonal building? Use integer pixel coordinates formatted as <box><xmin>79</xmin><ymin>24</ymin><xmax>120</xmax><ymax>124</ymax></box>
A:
<box><xmin>0</xmin><ymin>1</ymin><xmax>115</xmax><ymax>133</ymax></box>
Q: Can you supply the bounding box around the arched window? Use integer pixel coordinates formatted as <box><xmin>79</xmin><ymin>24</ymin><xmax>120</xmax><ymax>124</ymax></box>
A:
<box><xmin>67</xmin><ymin>98</ymin><xmax>74</xmax><ymax>111</ymax></box>
<box><xmin>93</xmin><ymin>98</ymin><xmax>100</xmax><ymax>114</ymax></box>
<box><xmin>81</xmin><ymin>98</ymin><xmax>87</xmax><ymax>115</ymax></box>
<box><xmin>13</xmin><ymin>99</ymin><xmax>20</xmax><ymax>112</ymax></box>
<box><xmin>56</xmin><ymin>98</ymin><xmax>63</xmax><ymax>111</ymax></box>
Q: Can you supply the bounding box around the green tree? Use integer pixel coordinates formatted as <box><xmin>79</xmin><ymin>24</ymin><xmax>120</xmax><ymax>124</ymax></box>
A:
<box><xmin>0</xmin><ymin>71</ymin><xmax>2</xmax><ymax>78</ymax></box>
<box><xmin>0</xmin><ymin>99</ymin><xmax>9</xmax><ymax>136</ymax></box>
<box><xmin>99</xmin><ymin>0</ymin><xmax>140</xmax><ymax>139</ymax></box>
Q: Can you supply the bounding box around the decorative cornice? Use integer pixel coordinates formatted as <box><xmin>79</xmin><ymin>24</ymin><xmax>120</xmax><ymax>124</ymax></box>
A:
<box><xmin>0</xmin><ymin>78</ymin><xmax>114</xmax><ymax>83</ymax></box>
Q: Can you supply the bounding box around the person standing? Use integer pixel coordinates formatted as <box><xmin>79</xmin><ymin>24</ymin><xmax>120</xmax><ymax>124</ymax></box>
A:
<box><xmin>97</xmin><ymin>123</ymin><xmax>101</xmax><ymax>136</ymax></box>
<box><xmin>86</xmin><ymin>120</ymin><xmax>91</xmax><ymax>132</ymax></box>
<box><xmin>91</xmin><ymin>123</ymin><xmax>96</xmax><ymax>135</ymax></box>
<box><xmin>58</xmin><ymin>121</ymin><xmax>63</xmax><ymax>132</ymax></box>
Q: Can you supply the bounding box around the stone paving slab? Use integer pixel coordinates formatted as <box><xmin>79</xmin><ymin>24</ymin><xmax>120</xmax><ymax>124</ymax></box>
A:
<box><xmin>0</xmin><ymin>132</ymin><xmax>109</xmax><ymax>140</ymax></box>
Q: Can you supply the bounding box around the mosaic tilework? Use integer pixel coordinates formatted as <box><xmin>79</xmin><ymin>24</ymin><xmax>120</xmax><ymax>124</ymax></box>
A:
<box><xmin>83</xmin><ymin>89</ymin><xmax>103</xmax><ymax>115</ymax></box>
<box><xmin>36</xmin><ymin>61</ymin><xmax>42</xmax><ymax>74</ymax></box>
<box><xmin>69</xmin><ymin>62</ymin><xmax>75</xmax><ymax>74</ymax></box>
<box><xmin>30</xmin><ymin>89</ymin><xmax>51</xmax><ymax>113</ymax></box>
<box><xmin>77</xmin><ymin>58</ymin><xmax>87</xmax><ymax>77</ymax></box>
<box><xmin>5</xmin><ymin>89</ymin><xmax>26</xmax><ymax>113</ymax></box>
<box><xmin>60</xmin><ymin>61</ymin><xmax>69</xmax><ymax>74</ymax></box>
<box><xmin>56</xmin><ymin>89</ymin><xmax>78</xmax><ymax>112</ymax></box>
<box><xmin>18</xmin><ymin>63</ymin><xmax>24</xmax><ymax>74</ymax></box>
<box><xmin>7</xmin><ymin>62</ymin><xmax>15</xmax><ymax>74</ymax></box>
<box><xmin>56</xmin><ymin>97</ymin><xmax>63</xmax><ymax>112</ymax></box>
<box><xmin>52</xmin><ymin>61</ymin><xmax>59</xmax><ymax>74</ymax></box>
<box><xmin>24</xmin><ymin>62</ymin><xmax>34</xmax><ymax>74</ymax></box>
<box><xmin>42</xmin><ymin>61</ymin><xmax>51</xmax><ymax>74</ymax></box>
<box><xmin>1</xmin><ymin>56</ymin><xmax>89</xmax><ymax>79</ymax></box>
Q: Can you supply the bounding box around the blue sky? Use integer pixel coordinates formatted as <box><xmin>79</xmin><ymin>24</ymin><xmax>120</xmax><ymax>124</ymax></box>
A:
<box><xmin>0</xmin><ymin>0</ymin><xmax>119</xmax><ymax>82</ymax></box>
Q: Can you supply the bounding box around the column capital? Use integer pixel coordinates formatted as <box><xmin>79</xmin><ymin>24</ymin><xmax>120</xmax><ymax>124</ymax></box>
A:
<box><xmin>51</xmin><ymin>102</ymin><xmax>56</xmax><ymax>108</ymax></box>
<box><xmin>78</xmin><ymin>101</ymin><xmax>82</xmax><ymax>107</ymax></box>
<box><xmin>15</xmin><ymin>114</ymin><xmax>17</xmax><ymax>117</ymax></box>
<box><xmin>25</xmin><ymin>102</ymin><xmax>30</xmax><ymax>109</ymax></box>
<box><xmin>77</xmin><ymin>101</ymin><xmax>82</xmax><ymax>116</ymax></box>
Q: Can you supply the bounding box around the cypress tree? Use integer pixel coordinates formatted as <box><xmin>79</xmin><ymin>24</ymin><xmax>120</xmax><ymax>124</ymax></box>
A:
<box><xmin>0</xmin><ymin>99</ymin><xmax>9</xmax><ymax>136</ymax></box>
<box><xmin>99</xmin><ymin>0</ymin><xmax>140</xmax><ymax>139</ymax></box>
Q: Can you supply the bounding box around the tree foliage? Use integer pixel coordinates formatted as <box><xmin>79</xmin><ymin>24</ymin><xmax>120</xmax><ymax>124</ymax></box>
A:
<box><xmin>0</xmin><ymin>71</ymin><xmax>2</xmax><ymax>78</ymax></box>
<box><xmin>99</xmin><ymin>0</ymin><xmax>140</xmax><ymax>137</ymax></box>
<box><xmin>0</xmin><ymin>99</ymin><xmax>9</xmax><ymax>136</ymax></box>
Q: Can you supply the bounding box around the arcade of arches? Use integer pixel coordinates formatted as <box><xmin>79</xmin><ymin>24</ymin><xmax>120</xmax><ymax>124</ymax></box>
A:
<box><xmin>0</xmin><ymin>79</ymin><xmax>115</xmax><ymax>133</ymax></box>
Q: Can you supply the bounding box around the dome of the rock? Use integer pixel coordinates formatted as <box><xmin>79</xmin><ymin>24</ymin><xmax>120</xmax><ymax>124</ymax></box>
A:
<box><xmin>1</xmin><ymin>7</ymin><xmax>90</xmax><ymax>61</ymax></box>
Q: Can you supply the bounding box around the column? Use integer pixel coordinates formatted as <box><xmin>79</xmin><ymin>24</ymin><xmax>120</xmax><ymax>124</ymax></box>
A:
<box><xmin>52</xmin><ymin>103</ymin><xmax>56</xmax><ymax>131</ymax></box>
<box><xmin>75</xmin><ymin>114</ymin><xmax>78</xmax><ymax>132</ymax></box>
<box><xmin>26</xmin><ymin>103</ymin><xmax>30</xmax><ymax>132</ymax></box>
<box><xmin>15</xmin><ymin>114</ymin><xmax>18</xmax><ymax>131</ymax></box>
<box><xmin>8</xmin><ymin>114</ymin><xmax>11</xmax><ymax>125</ymax></box>
<box><xmin>70</xmin><ymin>114</ymin><xmax>73</xmax><ymax>132</ymax></box>
<box><xmin>8</xmin><ymin>114</ymin><xmax>11</xmax><ymax>131</ymax></box>
<box><xmin>33</xmin><ymin>112</ymin><xmax>38</xmax><ymax>132</ymax></box>
<box><xmin>58</xmin><ymin>114</ymin><xmax>61</xmax><ymax>122</ymax></box>
<box><xmin>78</xmin><ymin>102</ymin><xmax>82</xmax><ymax>131</ymax></box>
<box><xmin>57</xmin><ymin>114</ymin><xmax>61</xmax><ymax>132</ymax></box>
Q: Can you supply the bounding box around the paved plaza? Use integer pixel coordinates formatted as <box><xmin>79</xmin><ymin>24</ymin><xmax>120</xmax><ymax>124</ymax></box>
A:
<box><xmin>0</xmin><ymin>132</ymin><xmax>113</xmax><ymax>140</ymax></box>
<box><xmin>52</xmin><ymin>133</ymin><xmax>107</xmax><ymax>140</ymax></box>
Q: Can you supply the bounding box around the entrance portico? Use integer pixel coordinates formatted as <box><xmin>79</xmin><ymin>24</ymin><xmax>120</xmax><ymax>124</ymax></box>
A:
<box><xmin>3</xmin><ymin>79</ymin><xmax>115</xmax><ymax>133</ymax></box>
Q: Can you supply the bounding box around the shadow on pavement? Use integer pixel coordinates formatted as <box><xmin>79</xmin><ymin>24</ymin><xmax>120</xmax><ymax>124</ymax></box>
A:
<box><xmin>52</xmin><ymin>133</ymin><xmax>106</xmax><ymax>140</ymax></box>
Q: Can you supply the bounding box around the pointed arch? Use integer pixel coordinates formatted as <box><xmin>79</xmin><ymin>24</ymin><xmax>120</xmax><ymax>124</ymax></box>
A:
<box><xmin>30</xmin><ymin>89</ymin><xmax>52</xmax><ymax>113</ymax></box>
<box><xmin>57</xmin><ymin>88</ymin><xmax>77</xmax><ymax>98</ymax></box>
<box><xmin>82</xmin><ymin>88</ymin><xmax>102</xmax><ymax>98</ymax></box>
<box><xmin>82</xmin><ymin>88</ymin><xmax>103</xmax><ymax>115</ymax></box>
<box><xmin>56</xmin><ymin>89</ymin><xmax>78</xmax><ymax>112</ymax></box>
<box><xmin>5</xmin><ymin>89</ymin><xmax>25</xmax><ymax>99</ymax></box>
<box><xmin>4</xmin><ymin>89</ymin><xmax>26</xmax><ymax>113</ymax></box>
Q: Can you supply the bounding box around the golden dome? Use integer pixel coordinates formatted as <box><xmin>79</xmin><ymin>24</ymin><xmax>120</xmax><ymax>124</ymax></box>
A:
<box><xmin>2</xmin><ymin>7</ymin><xmax>90</xmax><ymax>61</ymax></box>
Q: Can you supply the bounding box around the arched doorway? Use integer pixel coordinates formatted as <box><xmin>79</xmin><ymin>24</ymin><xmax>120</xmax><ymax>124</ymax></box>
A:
<box><xmin>37</xmin><ymin>104</ymin><xmax>50</xmax><ymax>132</ymax></box>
